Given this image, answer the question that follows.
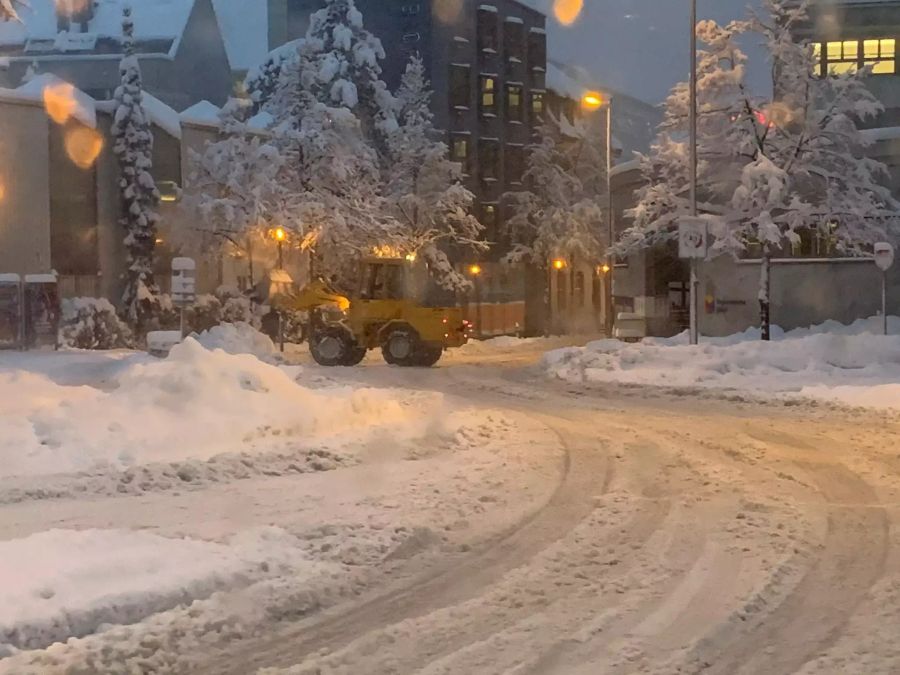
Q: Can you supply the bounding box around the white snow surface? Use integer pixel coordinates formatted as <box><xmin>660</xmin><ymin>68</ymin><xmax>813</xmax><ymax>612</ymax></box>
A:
<box><xmin>212</xmin><ymin>0</ymin><xmax>270</xmax><ymax>71</ymax></box>
<box><xmin>141</xmin><ymin>92</ymin><xmax>182</xmax><ymax>138</ymax></box>
<box><xmin>544</xmin><ymin>316</ymin><xmax>900</xmax><ymax>408</ymax></box>
<box><xmin>0</xmin><ymin>338</ymin><xmax>436</xmax><ymax>478</ymax></box>
<box><xmin>0</xmin><ymin>526</ymin><xmax>318</xmax><ymax>652</ymax></box>
<box><xmin>179</xmin><ymin>99</ymin><xmax>221</xmax><ymax>125</ymax></box>
<box><xmin>192</xmin><ymin>322</ymin><xmax>275</xmax><ymax>359</ymax></box>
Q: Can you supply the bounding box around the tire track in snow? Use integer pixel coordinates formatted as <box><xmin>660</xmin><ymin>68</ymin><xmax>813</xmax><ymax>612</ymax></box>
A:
<box><xmin>197</xmin><ymin>411</ymin><xmax>609</xmax><ymax>675</ymax></box>
<box><xmin>684</xmin><ymin>461</ymin><xmax>889</xmax><ymax>675</ymax></box>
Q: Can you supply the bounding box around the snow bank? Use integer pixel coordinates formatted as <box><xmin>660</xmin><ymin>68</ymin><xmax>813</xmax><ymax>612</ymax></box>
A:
<box><xmin>459</xmin><ymin>336</ymin><xmax>541</xmax><ymax>354</ymax></box>
<box><xmin>193</xmin><ymin>322</ymin><xmax>275</xmax><ymax>359</ymax></box>
<box><xmin>0</xmin><ymin>527</ymin><xmax>315</xmax><ymax>652</ymax></box>
<box><xmin>544</xmin><ymin>317</ymin><xmax>900</xmax><ymax>409</ymax></box>
<box><xmin>0</xmin><ymin>338</ymin><xmax>422</xmax><ymax>478</ymax></box>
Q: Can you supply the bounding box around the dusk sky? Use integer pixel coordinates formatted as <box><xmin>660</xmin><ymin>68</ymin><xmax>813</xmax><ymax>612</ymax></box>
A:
<box><xmin>540</xmin><ymin>0</ymin><xmax>769</xmax><ymax>103</ymax></box>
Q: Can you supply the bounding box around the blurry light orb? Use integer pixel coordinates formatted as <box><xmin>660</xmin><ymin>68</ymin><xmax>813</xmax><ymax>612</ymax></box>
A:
<box><xmin>553</xmin><ymin>0</ymin><xmax>584</xmax><ymax>26</ymax></box>
<box><xmin>0</xmin><ymin>179</ymin><xmax>5</xmax><ymax>202</ymax></box>
<box><xmin>64</xmin><ymin>126</ymin><xmax>104</xmax><ymax>169</ymax></box>
<box><xmin>434</xmin><ymin>0</ymin><xmax>463</xmax><ymax>24</ymax></box>
<box><xmin>43</xmin><ymin>82</ymin><xmax>78</xmax><ymax>125</ymax></box>
<box><xmin>582</xmin><ymin>91</ymin><xmax>604</xmax><ymax>111</ymax></box>
<box><xmin>55</xmin><ymin>0</ymin><xmax>91</xmax><ymax>16</ymax></box>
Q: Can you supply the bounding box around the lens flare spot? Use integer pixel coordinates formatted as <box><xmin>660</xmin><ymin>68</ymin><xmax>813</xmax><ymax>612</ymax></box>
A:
<box><xmin>55</xmin><ymin>0</ymin><xmax>91</xmax><ymax>16</ymax></box>
<box><xmin>64</xmin><ymin>126</ymin><xmax>104</xmax><ymax>169</ymax></box>
<box><xmin>43</xmin><ymin>82</ymin><xmax>78</xmax><ymax>125</ymax></box>
<box><xmin>553</xmin><ymin>0</ymin><xmax>583</xmax><ymax>26</ymax></box>
<box><xmin>434</xmin><ymin>0</ymin><xmax>463</xmax><ymax>24</ymax></box>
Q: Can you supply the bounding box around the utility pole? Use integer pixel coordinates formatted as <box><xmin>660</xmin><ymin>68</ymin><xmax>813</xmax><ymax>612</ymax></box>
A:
<box><xmin>689</xmin><ymin>0</ymin><xmax>700</xmax><ymax>346</ymax></box>
<box><xmin>606</xmin><ymin>98</ymin><xmax>615</xmax><ymax>337</ymax></box>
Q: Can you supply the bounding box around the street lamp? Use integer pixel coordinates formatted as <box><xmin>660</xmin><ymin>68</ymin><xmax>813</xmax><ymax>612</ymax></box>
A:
<box><xmin>581</xmin><ymin>90</ymin><xmax>615</xmax><ymax>336</ymax></box>
<box><xmin>468</xmin><ymin>264</ymin><xmax>483</xmax><ymax>339</ymax></box>
<box><xmin>272</xmin><ymin>227</ymin><xmax>287</xmax><ymax>269</ymax></box>
<box><xmin>552</xmin><ymin>258</ymin><xmax>567</xmax><ymax>271</ymax></box>
<box><xmin>688</xmin><ymin>0</ymin><xmax>700</xmax><ymax>346</ymax></box>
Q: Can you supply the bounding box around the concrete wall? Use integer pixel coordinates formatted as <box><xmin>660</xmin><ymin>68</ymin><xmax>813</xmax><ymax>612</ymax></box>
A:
<box><xmin>0</xmin><ymin>96</ymin><xmax>52</xmax><ymax>276</ymax></box>
<box><xmin>698</xmin><ymin>256</ymin><xmax>900</xmax><ymax>337</ymax></box>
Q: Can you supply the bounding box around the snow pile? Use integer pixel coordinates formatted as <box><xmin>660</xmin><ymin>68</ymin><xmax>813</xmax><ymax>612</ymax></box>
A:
<box><xmin>0</xmin><ymin>526</ymin><xmax>316</xmax><ymax>652</ymax></box>
<box><xmin>59</xmin><ymin>297</ymin><xmax>133</xmax><ymax>351</ymax></box>
<box><xmin>0</xmin><ymin>338</ymin><xmax>423</xmax><ymax>478</ymax></box>
<box><xmin>459</xmin><ymin>336</ymin><xmax>541</xmax><ymax>354</ymax></box>
<box><xmin>193</xmin><ymin>322</ymin><xmax>275</xmax><ymax>359</ymax></box>
<box><xmin>544</xmin><ymin>318</ymin><xmax>900</xmax><ymax>409</ymax></box>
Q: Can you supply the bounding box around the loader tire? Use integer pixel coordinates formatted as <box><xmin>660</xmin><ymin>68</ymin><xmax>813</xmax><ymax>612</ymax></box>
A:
<box><xmin>382</xmin><ymin>328</ymin><xmax>418</xmax><ymax>367</ymax></box>
<box><xmin>343</xmin><ymin>346</ymin><xmax>368</xmax><ymax>366</ymax></box>
<box><xmin>412</xmin><ymin>344</ymin><xmax>443</xmax><ymax>368</ymax></box>
<box><xmin>310</xmin><ymin>326</ymin><xmax>360</xmax><ymax>367</ymax></box>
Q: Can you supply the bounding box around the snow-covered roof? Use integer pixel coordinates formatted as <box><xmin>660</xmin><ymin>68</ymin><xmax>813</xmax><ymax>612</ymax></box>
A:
<box><xmin>860</xmin><ymin>126</ymin><xmax>900</xmax><ymax>143</ymax></box>
<box><xmin>609</xmin><ymin>157</ymin><xmax>642</xmax><ymax>178</ymax></box>
<box><xmin>142</xmin><ymin>92</ymin><xmax>182</xmax><ymax>139</ymax></box>
<box><xmin>95</xmin><ymin>90</ymin><xmax>181</xmax><ymax>137</ymax></box>
<box><xmin>546</xmin><ymin>62</ymin><xmax>584</xmax><ymax>101</ymax></box>
<box><xmin>211</xmin><ymin>0</ymin><xmax>270</xmax><ymax>72</ymax></box>
<box><xmin>180</xmin><ymin>99</ymin><xmax>221</xmax><ymax>125</ymax></box>
<box><xmin>0</xmin><ymin>0</ymin><xmax>195</xmax><ymax>58</ymax></box>
<box><xmin>14</xmin><ymin>73</ymin><xmax>97</xmax><ymax>127</ymax></box>
<box><xmin>247</xmin><ymin>110</ymin><xmax>273</xmax><ymax>130</ymax></box>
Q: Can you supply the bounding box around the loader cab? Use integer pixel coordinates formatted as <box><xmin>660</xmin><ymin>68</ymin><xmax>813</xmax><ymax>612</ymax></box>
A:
<box><xmin>357</xmin><ymin>258</ymin><xmax>456</xmax><ymax>308</ymax></box>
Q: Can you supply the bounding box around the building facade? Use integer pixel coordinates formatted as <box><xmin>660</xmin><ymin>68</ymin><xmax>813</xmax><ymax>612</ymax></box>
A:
<box><xmin>0</xmin><ymin>0</ymin><xmax>234</xmax><ymax>110</ymax></box>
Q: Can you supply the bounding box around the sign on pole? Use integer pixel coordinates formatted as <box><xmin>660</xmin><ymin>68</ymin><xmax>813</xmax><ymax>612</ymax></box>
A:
<box><xmin>875</xmin><ymin>243</ymin><xmax>894</xmax><ymax>337</ymax></box>
<box><xmin>875</xmin><ymin>242</ymin><xmax>895</xmax><ymax>272</ymax></box>
<box><xmin>171</xmin><ymin>257</ymin><xmax>197</xmax><ymax>308</ymax></box>
<box><xmin>679</xmin><ymin>217</ymin><xmax>708</xmax><ymax>260</ymax></box>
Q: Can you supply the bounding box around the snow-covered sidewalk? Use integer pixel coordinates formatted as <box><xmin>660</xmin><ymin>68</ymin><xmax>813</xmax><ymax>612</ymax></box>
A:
<box><xmin>544</xmin><ymin>316</ymin><xmax>900</xmax><ymax>409</ymax></box>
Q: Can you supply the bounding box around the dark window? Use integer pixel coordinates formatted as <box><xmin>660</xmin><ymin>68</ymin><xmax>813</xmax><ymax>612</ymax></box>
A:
<box><xmin>573</xmin><ymin>271</ymin><xmax>585</xmax><ymax>308</ymax></box>
<box><xmin>531</xmin><ymin>92</ymin><xmax>545</xmax><ymax>122</ymax></box>
<box><xmin>480</xmin><ymin>140</ymin><xmax>500</xmax><ymax>180</ymax></box>
<box><xmin>506</xmin><ymin>144</ymin><xmax>525</xmax><ymax>183</ymax></box>
<box><xmin>451</xmin><ymin>135</ymin><xmax>470</xmax><ymax>173</ymax></box>
<box><xmin>480</xmin><ymin>76</ymin><xmax>498</xmax><ymax>115</ymax></box>
<box><xmin>450</xmin><ymin>65</ymin><xmax>471</xmax><ymax>108</ymax></box>
<box><xmin>478</xmin><ymin>9</ymin><xmax>499</xmax><ymax>52</ymax></box>
<box><xmin>557</xmin><ymin>270</ymin><xmax>568</xmax><ymax>310</ymax></box>
<box><xmin>400</xmin><ymin>4</ymin><xmax>421</xmax><ymax>15</ymax></box>
<box><xmin>362</xmin><ymin>264</ymin><xmax>404</xmax><ymax>300</ymax></box>
<box><xmin>528</xmin><ymin>30</ymin><xmax>547</xmax><ymax>69</ymax></box>
<box><xmin>482</xmin><ymin>203</ymin><xmax>498</xmax><ymax>228</ymax></box>
<box><xmin>506</xmin><ymin>84</ymin><xmax>523</xmax><ymax>122</ymax></box>
<box><xmin>505</xmin><ymin>20</ymin><xmax>525</xmax><ymax>61</ymax></box>
<box><xmin>531</xmin><ymin>69</ymin><xmax>545</xmax><ymax>89</ymax></box>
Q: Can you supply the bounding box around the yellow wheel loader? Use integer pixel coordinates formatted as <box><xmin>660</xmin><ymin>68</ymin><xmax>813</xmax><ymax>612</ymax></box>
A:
<box><xmin>273</xmin><ymin>257</ymin><xmax>470</xmax><ymax>367</ymax></box>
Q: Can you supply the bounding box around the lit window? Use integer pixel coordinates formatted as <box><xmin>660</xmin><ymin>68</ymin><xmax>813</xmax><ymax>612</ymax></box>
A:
<box><xmin>865</xmin><ymin>38</ymin><xmax>895</xmax><ymax>74</ymax></box>
<box><xmin>531</xmin><ymin>92</ymin><xmax>544</xmax><ymax>121</ymax></box>
<box><xmin>823</xmin><ymin>40</ymin><xmax>859</xmax><ymax>74</ymax></box>
<box><xmin>451</xmin><ymin>136</ymin><xmax>469</xmax><ymax>173</ymax></box>
<box><xmin>480</xmin><ymin>76</ymin><xmax>497</xmax><ymax>115</ymax></box>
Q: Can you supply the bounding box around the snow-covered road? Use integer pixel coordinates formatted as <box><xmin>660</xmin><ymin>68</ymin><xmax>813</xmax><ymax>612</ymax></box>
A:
<box><xmin>2</xmin><ymin>339</ymin><xmax>900</xmax><ymax>674</ymax></box>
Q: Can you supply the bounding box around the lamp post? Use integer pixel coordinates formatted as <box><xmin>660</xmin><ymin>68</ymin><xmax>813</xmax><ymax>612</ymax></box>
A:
<box><xmin>273</xmin><ymin>226</ymin><xmax>287</xmax><ymax>270</ymax></box>
<box><xmin>688</xmin><ymin>0</ymin><xmax>700</xmax><ymax>346</ymax></box>
<box><xmin>581</xmin><ymin>91</ymin><xmax>615</xmax><ymax>336</ymax></box>
<box><xmin>468</xmin><ymin>264</ymin><xmax>483</xmax><ymax>339</ymax></box>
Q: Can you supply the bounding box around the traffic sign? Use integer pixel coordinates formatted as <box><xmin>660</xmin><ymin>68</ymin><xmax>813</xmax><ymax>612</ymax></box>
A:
<box><xmin>875</xmin><ymin>242</ymin><xmax>895</xmax><ymax>272</ymax></box>
<box><xmin>172</xmin><ymin>257</ymin><xmax>196</xmax><ymax>308</ymax></box>
<box><xmin>679</xmin><ymin>217</ymin><xmax>708</xmax><ymax>259</ymax></box>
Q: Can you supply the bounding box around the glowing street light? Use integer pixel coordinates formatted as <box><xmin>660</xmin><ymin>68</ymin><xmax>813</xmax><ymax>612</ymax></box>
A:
<box><xmin>552</xmin><ymin>259</ymin><xmax>567</xmax><ymax>271</ymax></box>
<box><xmin>581</xmin><ymin>91</ymin><xmax>605</xmax><ymax>111</ymax></box>
<box><xmin>553</xmin><ymin>0</ymin><xmax>583</xmax><ymax>26</ymax></box>
<box><xmin>468</xmin><ymin>263</ymin><xmax>483</xmax><ymax>276</ymax></box>
<box><xmin>271</xmin><ymin>227</ymin><xmax>287</xmax><ymax>269</ymax></box>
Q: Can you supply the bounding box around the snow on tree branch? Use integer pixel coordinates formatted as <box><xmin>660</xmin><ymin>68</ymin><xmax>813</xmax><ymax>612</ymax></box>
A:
<box><xmin>111</xmin><ymin>6</ymin><xmax>161</xmax><ymax>326</ymax></box>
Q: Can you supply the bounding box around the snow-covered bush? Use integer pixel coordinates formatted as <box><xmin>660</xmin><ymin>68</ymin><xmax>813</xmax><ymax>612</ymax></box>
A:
<box><xmin>59</xmin><ymin>298</ymin><xmax>134</xmax><ymax>350</ymax></box>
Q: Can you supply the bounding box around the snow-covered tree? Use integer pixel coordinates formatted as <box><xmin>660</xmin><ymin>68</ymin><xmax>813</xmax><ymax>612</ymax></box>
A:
<box><xmin>385</xmin><ymin>56</ymin><xmax>485</xmax><ymax>290</ymax></box>
<box><xmin>183</xmin><ymin>99</ymin><xmax>292</xmax><ymax>285</ymax></box>
<box><xmin>266</xmin><ymin>0</ymin><xmax>396</xmax><ymax>140</ymax></box>
<box><xmin>0</xmin><ymin>0</ymin><xmax>27</xmax><ymax>22</ymax></box>
<box><xmin>505</xmin><ymin>114</ymin><xmax>605</xmax><ymax>269</ymax></box>
<box><xmin>111</xmin><ymin>6</ymin><xmax>161</xmax><ymax>326</ymax></box>
<box><xmin>624</xmin><ymin>0</ymin><xmax>900</xmax><ymax>340</ymax></box>
<box><xmin>244</xmin><ymin>40</ymin><xmax>303</xmax><ymax>116</ymax></box>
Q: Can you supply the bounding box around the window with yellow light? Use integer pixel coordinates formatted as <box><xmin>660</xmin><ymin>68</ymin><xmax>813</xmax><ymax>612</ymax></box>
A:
<box><xmin>818</xmin><ymin>38</ymin><xmax>896</xmax><ymax>76</ymax></box>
